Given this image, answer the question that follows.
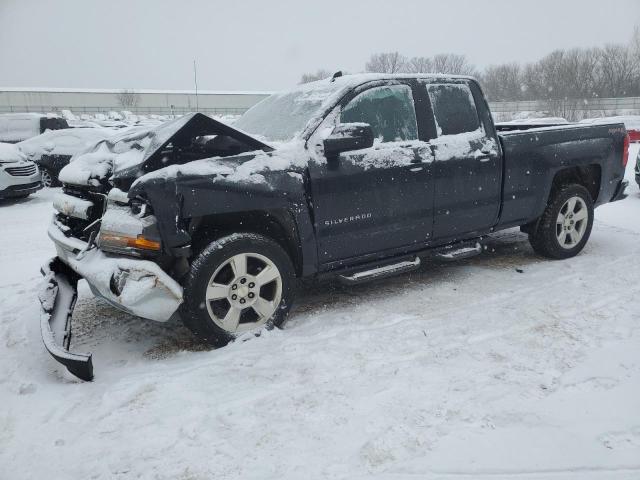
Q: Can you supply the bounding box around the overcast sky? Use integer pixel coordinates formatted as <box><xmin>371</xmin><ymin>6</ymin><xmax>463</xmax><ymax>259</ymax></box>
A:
<box><xmin>0</xmin><ymin>0</ymin><xmax>638</xmax><ymax>92</ymax></box>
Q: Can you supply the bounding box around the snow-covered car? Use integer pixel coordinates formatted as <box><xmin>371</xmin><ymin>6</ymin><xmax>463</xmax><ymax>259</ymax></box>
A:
<box><xmin>17</xmin><ymin>128</ymin><xmax>114</xmax><ymax>187</ymax></box>
<box><xmin>0</xmin><ymin>142</ymin><xmax>41</xmax><ymax>199</ymax></box>
<box><xmin>0</xmin><ymin>113</ymin><xmax>69</xmax><ymax>143</ymax></box>
<box><xmin>40</xmin><ymin>73</ymin><xmax>630</xmax><ymax>381</ymax></box>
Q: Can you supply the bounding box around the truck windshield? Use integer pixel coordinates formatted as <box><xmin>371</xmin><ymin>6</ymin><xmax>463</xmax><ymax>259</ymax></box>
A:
<box><xmin>234</xmin><ymin>82</ymin><xmax>346</xmax><ymax>143</ymax></box>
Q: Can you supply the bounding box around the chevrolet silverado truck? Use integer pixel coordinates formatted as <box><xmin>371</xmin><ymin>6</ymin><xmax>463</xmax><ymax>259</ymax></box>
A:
<box><xmin>39</xmin><ymin>73</ymin><xmax>629</xmax><ymax>380</ymax></box>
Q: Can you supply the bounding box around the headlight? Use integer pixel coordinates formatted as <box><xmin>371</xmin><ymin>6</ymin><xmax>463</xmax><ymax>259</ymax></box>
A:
<box><xmin>97</xmin><ymin>190</ymin><xmax>161</xmax><ymax>257</ymax></box>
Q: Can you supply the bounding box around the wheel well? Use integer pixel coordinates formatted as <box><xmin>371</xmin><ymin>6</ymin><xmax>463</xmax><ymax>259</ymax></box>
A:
<box><xmin>189</xmin><ymin>210</ymin><xmax>303</xmax><ymax>276</ymax></box>
<box><xmin>551</xmin><ymin>165</ymin><xmax>601</xmax><ymax>202</ymax></box>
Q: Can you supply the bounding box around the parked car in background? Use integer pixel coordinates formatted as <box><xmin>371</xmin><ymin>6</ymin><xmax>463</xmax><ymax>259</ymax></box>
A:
<box><xmin>0</xmin><ymin>113</ymin><xmax>69</xmax><ymax>143</ymax></box>
<box><xmin>17</xmin><ymin>128</ymin><xmax>114</xmax><ymax>187</ymax></box>
<box><xmin>0</xmin><ymin>143</ymin><xmax>41</xmax><ymax>199</ymax></box>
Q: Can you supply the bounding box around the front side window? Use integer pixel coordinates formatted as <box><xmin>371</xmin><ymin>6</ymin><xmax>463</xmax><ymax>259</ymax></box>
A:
<box><xmin>425</xmin><ymin>83</ymin><xmax>480</xmax><ymax>136</ymax></box>
<box><xmin>340</xmin><ymin>85</ymin><xmax>418</xmax><ymax>142</ymax></box>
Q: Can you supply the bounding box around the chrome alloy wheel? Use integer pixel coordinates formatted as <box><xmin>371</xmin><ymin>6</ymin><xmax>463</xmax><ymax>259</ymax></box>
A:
<box><xmin>40</xmin><ymin>169</ymin><xmax>53</xmax><ymax>188</ymax></box>
<box><xmin>204</xmin><ymin>252</ymin><xmax>282</xmax><ymax>333</ymax></box>
<box><xmin>556</xmin><ymin>196</ymin><xmax>588</xmax><ymax>249</ymax></box>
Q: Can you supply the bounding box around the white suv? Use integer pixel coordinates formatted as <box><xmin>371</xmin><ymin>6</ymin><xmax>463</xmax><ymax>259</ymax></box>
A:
<box><xmin>0</xmin><ymin>143</ymin><xmax>42</xmax><ymax>199</ymax></box>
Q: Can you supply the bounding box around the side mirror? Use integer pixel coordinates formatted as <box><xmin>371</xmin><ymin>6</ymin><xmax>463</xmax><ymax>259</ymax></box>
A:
<box><xmin>323</xmin><ymin>123</ymin><xmax>374</xmax><ymax>161</ymax></box>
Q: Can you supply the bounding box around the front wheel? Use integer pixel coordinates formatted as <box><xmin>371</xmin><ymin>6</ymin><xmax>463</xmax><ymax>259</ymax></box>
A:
<box><xmin>528</xmin><ymin>184</ymin><xmax>594</xmax><ymax>259</ymax></box>
<box><xmin>40</xmin><ymin>168</ymin><xmax>56</xmax><ymax>188</ymax></box>
<box><xmin>180</xmin><ymin>233</ymin><xmax>296</xmax><ymax>347</ymax></box>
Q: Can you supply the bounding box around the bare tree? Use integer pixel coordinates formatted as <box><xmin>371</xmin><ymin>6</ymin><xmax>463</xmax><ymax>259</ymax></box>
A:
<box><xmin>481</xmin><ymin>63</ymin><xmax>523</xmax><ymax>101</ymax></box>
<box><xmin>357</xmin><ymin>25</ymin><xmax>640</xmax><ymax>108</ymax></box>
<box><xmin>598</xmin><ymin>44</ymin><xmax>640</xmax><ymax>97</ymax></box>
<box><xmin>431</xmin><ymin>53</ymin><xmax>478</xmax><ymax>76</ymax></box>
<box><xmin>365</xmin><ymin>52</ymin><xmax>407</xmax><ymax>73</ymax></box>
<box><xmin>631</xmin><ymin>25</ymin><xmax>640</xmax><ymax>59</ymax></box>
<box><xmin>116</xmin><ymin>89</ymin><xmax>141</xmax><ymax>108</ymax></box>
<box><xmin>299</xmin><ymin>69</ymin><xmax>332</xmax><ymax>84</ymax></box>
<box><xmin>405</xmin><ymin>56</ymin><xmax>434</xmax><ymax>73</ymax></box>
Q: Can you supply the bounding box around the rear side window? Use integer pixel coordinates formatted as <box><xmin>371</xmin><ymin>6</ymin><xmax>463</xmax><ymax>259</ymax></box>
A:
<box><xmin>341</xmin><ymin>85</ymin><xmax>418</xmax><ymax>142</ymax></box>
<box><xmin>426</xmin><ymin>83</ymin><xmax>480</xmax><ymax>136</ymax></box>
<box><xmin>40</xmin><ymin>117</ymin><xmax>69</xmax><ymax>133</ymax></box>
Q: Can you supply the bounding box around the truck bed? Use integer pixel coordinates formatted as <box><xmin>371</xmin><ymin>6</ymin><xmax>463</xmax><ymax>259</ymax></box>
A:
<box><xmin>496</xmin><ymin>122</ymin><xmax>627</xmax><ymax>229</ymax></box>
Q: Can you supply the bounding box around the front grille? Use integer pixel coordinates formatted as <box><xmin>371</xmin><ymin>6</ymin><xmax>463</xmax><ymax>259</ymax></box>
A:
<box><xmin>57</xmin><ymin>184</ymin><xmax>107</xmax><ymax>241</ymax></box>
<box><xmin>6</xmin><ymin>164</ymin><xmax>37</xmax><ymax>177</ymax></box>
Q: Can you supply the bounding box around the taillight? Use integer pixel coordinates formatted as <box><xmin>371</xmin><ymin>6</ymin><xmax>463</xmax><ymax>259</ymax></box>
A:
<box><xmin>622</xmin><ymin>133</ymin><xmax>630</xmax><ymax>168</ymax></box>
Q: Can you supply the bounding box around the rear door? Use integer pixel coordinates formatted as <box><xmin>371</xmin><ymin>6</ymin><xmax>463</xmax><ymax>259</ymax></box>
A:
<box><xmin>418</xmin><ymin>80</ymin><xmax>502</xmax><ymax>241</ymax></box>
<box><xmin>308</xmin><ymin>82</ymin><xmax>435</xmax><ymax>266</ymax></box>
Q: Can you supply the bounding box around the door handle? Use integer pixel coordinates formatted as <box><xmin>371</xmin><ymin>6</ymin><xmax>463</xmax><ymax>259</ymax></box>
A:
<box><xmin>409</xmin><ymin>166</ymin><xmax>424</xmax><ymax>172</ymax></box>
<box><xmin>477</xmin><ymin>152</ymin><xmax>492</xmax><ymax>162</ymax></box>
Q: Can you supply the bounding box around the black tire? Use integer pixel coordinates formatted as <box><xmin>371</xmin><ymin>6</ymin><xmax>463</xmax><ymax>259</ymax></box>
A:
<box><xmin>40</xmin><ymin>168</ymin><xmax>58</xmax><ymax>188</ymax></box>
<box><xmin>179</xmin><ymin>233</ymin><xmax>296</xmax><ymax>347</ymax></box>
<box><xmin>528</xmin><ymin>184</ymin><xmax>594</xmax><ymax>259</ymax></box>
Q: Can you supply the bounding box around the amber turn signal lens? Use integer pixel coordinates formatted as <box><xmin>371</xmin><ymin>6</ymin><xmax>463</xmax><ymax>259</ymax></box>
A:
<box><xmin>99</xmin><ymin>232</ymin><xmax>161</xmax><ymax>251</ymax></box>
<box><xmin>128</xmin><ymin>236</ymin><xmax>161</xmax><ymax>251</ymax></box>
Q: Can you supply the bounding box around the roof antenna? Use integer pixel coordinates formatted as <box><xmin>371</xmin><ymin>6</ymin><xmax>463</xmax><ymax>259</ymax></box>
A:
<box><xmin>331</xmin><ymin>71</ymin><xmax>343</xmax><ymax>82</ymax></box>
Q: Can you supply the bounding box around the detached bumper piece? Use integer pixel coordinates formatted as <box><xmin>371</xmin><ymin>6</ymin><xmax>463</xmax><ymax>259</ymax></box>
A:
<box><xmin>39</xmin><ymin>257</ymin><xmax>93</xmax><ymax>381</ymax></box>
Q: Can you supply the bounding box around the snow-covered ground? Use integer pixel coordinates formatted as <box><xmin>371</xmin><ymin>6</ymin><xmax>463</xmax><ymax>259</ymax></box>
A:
<box><xmin>1</xmin><ymin>146</ymin><xmax>639</xmax><ymax>480</ymax></box>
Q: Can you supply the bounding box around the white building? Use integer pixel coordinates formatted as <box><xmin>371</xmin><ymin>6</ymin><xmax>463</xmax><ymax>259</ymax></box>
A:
<box><xmin>0</xmin><ymin>87</ymin><xmax>272</xmax><ymax>116</ymax></box>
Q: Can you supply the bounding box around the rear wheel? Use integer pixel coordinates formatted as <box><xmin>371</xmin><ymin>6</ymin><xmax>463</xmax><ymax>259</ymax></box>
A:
<box><xmin>180</xmin><ymin>233</ymin><xmax>295</xmax><ymax>346</ymax></box>
<box><xmin>528</xmin><ymin>184</ymin><xmax>594</xmax><ymax>259</ymax></box>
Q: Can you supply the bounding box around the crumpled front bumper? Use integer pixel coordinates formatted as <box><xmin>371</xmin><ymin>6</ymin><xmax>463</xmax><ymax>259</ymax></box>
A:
<box><xmin>39</xmin><ymin>222</ymin><xmax>184</xmax><ymax>380</ymax></box>
<box><xmin>39</xmin><ymin>258</ymin><xmax>93</xmax><ymax>381</ymax></box>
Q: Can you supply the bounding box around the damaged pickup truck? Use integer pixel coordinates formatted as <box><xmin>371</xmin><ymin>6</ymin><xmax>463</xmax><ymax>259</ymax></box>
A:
<box><xmin>40</xmin><ymin>73</ymin><xmax>629</xmax><ymax>380</ymax></box>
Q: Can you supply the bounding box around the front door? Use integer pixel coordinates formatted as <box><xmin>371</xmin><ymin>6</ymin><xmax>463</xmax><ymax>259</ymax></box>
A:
<box><xmin>308</xmin><ymin>83</ymin><xmax>435</xmax><ymax>266</ymax></box>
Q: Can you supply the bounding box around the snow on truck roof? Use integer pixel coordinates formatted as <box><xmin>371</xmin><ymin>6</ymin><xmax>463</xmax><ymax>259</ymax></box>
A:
<box><xmin>298</xmin><ymin>73</ymin><xmax>476</xmax><ymax>93</ymax></box>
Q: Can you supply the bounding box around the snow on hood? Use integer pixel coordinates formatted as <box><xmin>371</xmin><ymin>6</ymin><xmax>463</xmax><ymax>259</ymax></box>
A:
<box><xmin>58</xmin><ymin>113</ymin><xmax>271</xmax><ymax>187</ymax></box>
<box><xmin>0</xmin><ymin>142</ymin><xmax>27</xmax><ymax>163</ymax></box>
<box><xmin>132</xmin><ymin>141</ymin><xmax>308</xmax><ymax>189</ymax></box>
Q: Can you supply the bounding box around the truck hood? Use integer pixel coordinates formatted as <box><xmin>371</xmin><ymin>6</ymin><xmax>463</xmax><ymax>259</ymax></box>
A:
<box><xmin>58</xmin><ymin>113</ymin><xmax>272</xmax><ymax>187</ymax></box>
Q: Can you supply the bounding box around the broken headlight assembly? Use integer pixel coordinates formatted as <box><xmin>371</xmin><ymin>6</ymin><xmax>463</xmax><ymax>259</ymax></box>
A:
<box><xmin>97</xmin><ymin>189</ymin><xmax>162</xmax><ymax>257</ymax></box>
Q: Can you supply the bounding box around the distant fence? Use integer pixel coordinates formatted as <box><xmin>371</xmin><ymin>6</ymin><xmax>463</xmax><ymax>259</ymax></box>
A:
<box><xmin>489</xmin><ymin>97</ymin><xmax>640</xmax><ymax>121</ymax></box>
<box><xmin>0</xmin><ymin>105</ymin><xmax>249</xmax><ymax>116</ymax></box>
<box><xmin>489</xmin><ymin>96</ymin><xmax>640</xmax><ymax>113</ymax></box>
